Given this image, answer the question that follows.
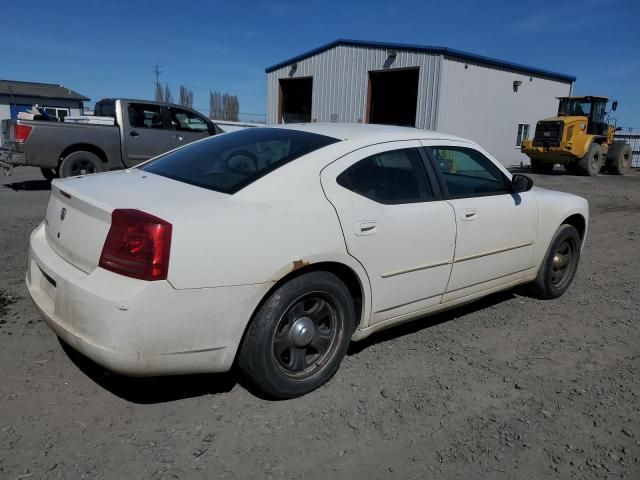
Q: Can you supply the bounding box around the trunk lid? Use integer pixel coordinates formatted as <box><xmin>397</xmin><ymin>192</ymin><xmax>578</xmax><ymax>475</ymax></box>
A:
<box><xmin>45</xmin><ymin>169</ymin><xmax>229</xmax><ymax>273</ymax></box>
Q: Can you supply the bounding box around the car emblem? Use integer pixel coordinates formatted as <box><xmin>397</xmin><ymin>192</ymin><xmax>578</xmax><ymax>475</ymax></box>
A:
<box><xmin>543</xmin><ymin>131</ymin><xmax>551</xmax><ymax>137</ymax></box>
<box><xmin>60</xmin><ymin>208</ymin><xmax>66</xmax><ymax>221</ymax></box>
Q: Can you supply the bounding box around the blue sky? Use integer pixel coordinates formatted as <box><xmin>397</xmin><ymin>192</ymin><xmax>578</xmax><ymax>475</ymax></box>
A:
<box><xmin>1</xmin><ymin>0</ymin><xmax>638</xmax><ymax>125</ymax></box>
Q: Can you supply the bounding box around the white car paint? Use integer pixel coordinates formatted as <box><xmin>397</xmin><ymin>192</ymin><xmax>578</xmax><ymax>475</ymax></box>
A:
<box><xmin>26</xmin><ymin>123</ymin><xmax>589</xmax><ymax>376</ymax></box>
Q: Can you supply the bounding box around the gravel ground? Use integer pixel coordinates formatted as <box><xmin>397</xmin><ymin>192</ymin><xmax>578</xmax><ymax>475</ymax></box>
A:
<box><xmin>1</xmin><ymin>167</ymin><xmax>639</xmax><ymax>479</ymax></box>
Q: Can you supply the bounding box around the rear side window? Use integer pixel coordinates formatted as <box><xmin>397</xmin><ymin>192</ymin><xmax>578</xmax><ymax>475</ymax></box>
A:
<box><xmin>337</xmin><ymin>148</ymin><xmax>433</xmax><ymax>204</ymax></box>
<box><xmin>141</xmin><ymin>128</ymin><xmax>339</xmax><ymax>194</ymax></box>
<box><xmin>429</xmin><ymin>146</ymin><xmax>509</xmax><ymax>197</ymax></box>
<box><xmin>128</xmin><ymin>103</ymin><xmax>164</xmax><ymax>129</ymax></box>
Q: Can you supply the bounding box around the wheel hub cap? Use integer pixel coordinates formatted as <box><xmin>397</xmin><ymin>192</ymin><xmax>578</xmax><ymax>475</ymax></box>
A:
<box><xmin>289</xmin><ymin>317</ymin><xmax>315</xmax><ymax>347</ymax></box>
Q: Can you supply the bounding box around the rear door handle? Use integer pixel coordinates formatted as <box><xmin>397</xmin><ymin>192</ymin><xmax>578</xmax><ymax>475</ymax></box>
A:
<box><xmin>129</xmin><ymin>131</ymin><xmax>139</xmax><ymax>137</ymax></box>
<box><xmin>461</xmin><ymin>209</ymin><xmax>478</xmax><ymax>221</ymax></box>
<box><xmin>354</xmin><ymin>221</ymin><xmax>377</xmax><ymax>236</ymax></box>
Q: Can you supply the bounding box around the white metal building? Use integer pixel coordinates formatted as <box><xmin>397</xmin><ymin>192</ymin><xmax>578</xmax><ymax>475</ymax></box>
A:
<box><xmin>265</xmin><ymin>40</ymin><xmax>576</xmax><ymax>166</ymax></box>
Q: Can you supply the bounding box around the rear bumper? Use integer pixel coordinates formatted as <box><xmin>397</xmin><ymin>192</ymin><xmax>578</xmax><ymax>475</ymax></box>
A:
<box><xmin>0</xmin><ymin>149</ymin><xmax>27</xmax><ymax>175</ymax></box>
<box><xmin>27</xmin><ymin>222</ymin><xmax>270</xmax><ymax>376</ymax></box>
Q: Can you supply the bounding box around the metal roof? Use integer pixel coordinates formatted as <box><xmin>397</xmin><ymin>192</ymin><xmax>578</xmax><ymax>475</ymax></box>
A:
<box><xmin>265</xmin><ymin>39</ymin><xmax>576</xmax><ymax>83</ymax></box>
<box><xmin>0</xmin><ymin>79</ymin><xmax>89</xmax><ymax>101</ymax></box>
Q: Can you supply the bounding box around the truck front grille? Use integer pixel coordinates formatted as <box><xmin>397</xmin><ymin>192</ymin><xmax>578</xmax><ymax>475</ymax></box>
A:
<box><xmin>533</xmin><ymin>121</ymin><xmax>564</xmax><ymax>148</ymax></box>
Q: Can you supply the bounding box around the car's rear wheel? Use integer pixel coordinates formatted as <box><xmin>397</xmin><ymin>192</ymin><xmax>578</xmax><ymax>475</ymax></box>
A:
<box><xmin>529</xmin><ymin>224</ymin><xmax>581</xmax><ymax>299</ymax></box>
<box><xmin>59</xmin><ymin>151</ymin><xmax>103</xmax><ymax>178</ymax></box>
<box><xmin>238</xmin><ymin>271</ymin><xmax>355</xmax><ymax>399</ymax></box>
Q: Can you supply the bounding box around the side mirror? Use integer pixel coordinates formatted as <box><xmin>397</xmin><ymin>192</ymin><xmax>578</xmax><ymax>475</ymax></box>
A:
<box><xmin>511</xmin><ymin>174</ymin><xmax>534</xmax><ymax>193</ymax></box>
<box><xmin>611</xmin><ymin>100</ymin><xmax>618</xmax><ymax>111</ymax></box>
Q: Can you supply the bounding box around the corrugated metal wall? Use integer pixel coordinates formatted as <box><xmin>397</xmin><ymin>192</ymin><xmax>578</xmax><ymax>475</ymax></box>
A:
<box><xmin>266</xmin><ymin>45</ymin><xmax>442</xmax><ymax>130</ymax></box>
<box><xmin>436</xmin><ymin>58</ymin><xmax>572</xmax><ymax>166</ymax></box>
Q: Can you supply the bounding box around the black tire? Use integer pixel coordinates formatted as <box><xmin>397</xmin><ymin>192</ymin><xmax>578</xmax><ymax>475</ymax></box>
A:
<box><xmin>59</xmin><ymin>151</ymin><xmax>103</xmax><ymax>178</ymax></box>
<box><xmin>40</xmin><ymin>168</ymin><xmax>58</xmax><ymax>181</ymax></box>
<box><xmin>238</xmin><ymin>271</ymin><xmax>355</xmax><ymax>399</ymax></box>
<box><xmin>576</xmin><ymin>142</ymin><xmax>603</xmax><ymax>176</ymax></box>
<box><xmin>606</xmin><ymin>141</ymin><xmax>632</xmax><ymax>175</ymax></box>
<box><xmin>530</xmin><ymin>159</ymin><xmax>555</xmax><ymax>174</ymax></box>
<box><xmin>529</xmin><ymin>224</ymin><xmax>581</xmax><ymax>299</ymax></box>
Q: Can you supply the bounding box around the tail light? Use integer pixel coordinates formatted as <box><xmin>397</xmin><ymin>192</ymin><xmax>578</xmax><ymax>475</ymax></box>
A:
<box><xmin>14</xmin><ymin>124</ymin><xmax>32</xmax><ymax>143</ymax></box>
<box><xmin>99</xmin><ymin>209</ymin><xmax>172</xmax><ymax>281</ymax></box>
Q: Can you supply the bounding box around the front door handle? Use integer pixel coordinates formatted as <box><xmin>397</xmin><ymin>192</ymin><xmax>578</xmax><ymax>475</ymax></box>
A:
<box><xmin>354</xmin><ymin>221</ymin><xmax>377</xmax><ymax>236</ymax></box>
<box><xmin>130</xmin><ymin>131</ymin><xmax>140</xmax><ymax>137</ymax></box>
<box><xmin>461</xmin><ymin>209</ymin><xmax>478</xmax><ymax>221</ymax></box>
<box><xmin>175</xmin><ymin>135</ymin><xmax>184</xmax><ymax>142</ymax></box>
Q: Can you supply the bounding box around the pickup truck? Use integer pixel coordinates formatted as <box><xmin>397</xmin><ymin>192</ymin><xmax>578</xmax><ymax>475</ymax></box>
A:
<box><xmin>0</xmin><ymin>98</ymin><xmax>221</xmax><ymax>179</ymax></box>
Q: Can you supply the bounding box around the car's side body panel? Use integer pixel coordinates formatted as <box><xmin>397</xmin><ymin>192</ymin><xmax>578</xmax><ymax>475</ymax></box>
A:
<box><xmin>320</xmin><ymin>140</ymin><xmax>457</xmax><ymax>324</ymax></box>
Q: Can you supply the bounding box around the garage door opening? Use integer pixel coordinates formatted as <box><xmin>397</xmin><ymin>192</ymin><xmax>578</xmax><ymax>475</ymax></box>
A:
<box><xmin>279</xmin><ymin>77</ymin><xmax>313</xmax><ymax>123</ymax></box>
<box><xmin>367</xmin><ymin>68</ymin><xmax>419</xmax><ymax>127</ymax></box>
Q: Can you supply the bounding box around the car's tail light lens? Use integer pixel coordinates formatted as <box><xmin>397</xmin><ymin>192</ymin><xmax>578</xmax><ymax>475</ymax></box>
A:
<box><xmin>99</xmin><ymin>209</ymin><xmax>172</xmax><ymax>281</ymax></box>
<box><xmin>14</xmin><ymin>124</ymin><xmax>32</xmax><ymax>143</ymax></box>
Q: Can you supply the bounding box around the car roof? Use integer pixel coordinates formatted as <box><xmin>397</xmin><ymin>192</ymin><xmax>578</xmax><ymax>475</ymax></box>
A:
<box><xmin>272</xmin><ymin>123</ymin><xmax>470</xmax><ymax>144</ymax></box>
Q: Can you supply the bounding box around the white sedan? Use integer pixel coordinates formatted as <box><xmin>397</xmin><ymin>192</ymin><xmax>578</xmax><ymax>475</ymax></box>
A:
<box><xmin>27</xmin><ymin>124</ymin><xmax>588</xmax><ymax>398</ymax></box>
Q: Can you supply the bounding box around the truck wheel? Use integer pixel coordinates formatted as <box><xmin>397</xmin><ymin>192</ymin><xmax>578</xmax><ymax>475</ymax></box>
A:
<box><xmin>606</xmin><ymin>141</ymin><xmax>632</xmax><ymax>175</ymax></box>
<box><xmin>40</xmin><ymin>168</ymin><xmax>58</xmax><ymax>182</ymax></box>
<box><xmin>530</xmin><ymin>159</ymin><xmax>554</xmax><ymax>174</ymax></box>
<box><xmin>576</xmin><ymin>143</ymin><xmax>603</xmax><ymax>176</ymax></box>
<box><xmin>59</xmin><ymin>151</ymin><xmax>103</xmax><ymax>178</ymax></box>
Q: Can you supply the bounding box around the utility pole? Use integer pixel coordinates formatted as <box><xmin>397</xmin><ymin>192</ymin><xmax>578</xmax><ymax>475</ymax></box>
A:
<box><xmin>153</xmin><ymin>64</ymin><xmax>163</xmax><ymax>101</ymax></box>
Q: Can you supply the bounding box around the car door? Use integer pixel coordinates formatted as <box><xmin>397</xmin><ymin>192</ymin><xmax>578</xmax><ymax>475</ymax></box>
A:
<box><xmin>121</xmin><ymin>102</ymin><xmax>175</xmax><ymax>167</ymax></box>
<box><xmin>166</xmin><ymin>106</ymin><xmax>212</xmax><ymax>149</ymax></box>
<box><xmin>321</xmin><ymin>141</ymin><xmax>456</xmax><ymax>325</ymax></box>
<box><xmin>422</xmin><ymin>141</ymin><xmax>539</xmax><ymax>301</ymax></box>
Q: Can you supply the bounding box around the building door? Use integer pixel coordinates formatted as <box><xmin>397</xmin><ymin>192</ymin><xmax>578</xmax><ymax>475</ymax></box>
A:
<box><xmin>279</xmin><ymin>77</ymin><xmax>312</xmax><ymax>123</ymax></box>
<box><xmin>367</xmin><ymin>68</ymin><xmax>419</xmax><ymax>127</ymax></box>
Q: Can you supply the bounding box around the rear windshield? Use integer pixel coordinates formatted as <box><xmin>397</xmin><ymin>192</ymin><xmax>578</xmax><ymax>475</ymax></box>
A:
<box><xmin>140</xmin><ymin>128</ymin><xmax>339</xmax><ymax>194</ymax></box>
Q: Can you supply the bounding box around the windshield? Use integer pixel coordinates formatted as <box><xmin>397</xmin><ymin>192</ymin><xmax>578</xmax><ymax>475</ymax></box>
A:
<box><xmin>558</xmin><ymin>98</ymin><xmax>592</xmax><ymax>116</ymax></box>
<box><xmin>140</xmin><ymin>127</ymin><xmax>340</xmax><ymax>194</ymax></box>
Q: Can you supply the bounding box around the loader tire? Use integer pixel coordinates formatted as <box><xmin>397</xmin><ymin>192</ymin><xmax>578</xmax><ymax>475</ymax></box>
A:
<box><xmin>606</xmin><ymin>141</ymin><xmax>632</xmax><ymax>175</ymax></box>
<box><xmin>576</xmin><ymin>143</ymin><xmax>602</xmax><ymax>176</ymax></box>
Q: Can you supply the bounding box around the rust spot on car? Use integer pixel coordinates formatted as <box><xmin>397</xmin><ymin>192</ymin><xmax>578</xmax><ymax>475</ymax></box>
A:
<box><xmin>291</xmin><ymin>259</ymin><xmax>309</xmax><ymax>271</ymax></box>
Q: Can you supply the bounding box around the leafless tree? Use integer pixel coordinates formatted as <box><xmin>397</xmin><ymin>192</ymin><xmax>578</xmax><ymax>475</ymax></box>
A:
<box><xmin>179</xmin><ymin>86</ymin><xmax>194</xmax><ymax>108</ymax></box>
<box><xmin>209</xmin><ymin>90</ymin><xmax>239</xmax><ymax>121</ymax></box>
<box><xmin>163</xmin><ymin>83</ymin><xmax>173</xmax><ymax>104</ymax></box>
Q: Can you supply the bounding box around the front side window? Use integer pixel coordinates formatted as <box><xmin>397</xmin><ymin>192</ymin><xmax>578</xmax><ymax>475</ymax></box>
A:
<box><xmin>516</xmin><ymin>123</ymin><xmax>530</xmax><ymax>146</ymax></box>
<box><xmin>168</xmin><ymin>107</ymin><xmax>209</xmax><ymax>132</ymax></box>
<box><xmin>429</xmin><ymin>146</ymin><xmax>509</xmax><ymax>197</ymax></box>
<box><xmin>141</xmin><ymin>128</ymin><xmax>339</xmax><ymax>194</ymax></box>
<box><xmin>337</xmin><ymin>148</ymin><xmax>433</xmax><ymax>204</ymax></box>
<box><xmin>128</xmin><ymin>103</ymin><xmax>164</xmax><ymax>129</ymax></box>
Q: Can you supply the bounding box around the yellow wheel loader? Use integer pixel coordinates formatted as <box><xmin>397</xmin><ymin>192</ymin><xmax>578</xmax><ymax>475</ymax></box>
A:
<box><xmin>521</xmin><ymin>96</ymin><xmax>631</xmax><ymax>176</ymax></box>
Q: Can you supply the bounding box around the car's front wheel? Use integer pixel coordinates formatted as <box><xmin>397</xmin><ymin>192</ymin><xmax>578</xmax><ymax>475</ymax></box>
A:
<box><xmin>238</xmin><ymin>271</ymin><xmax>355</xmax><ymax>399</ymax></box>
<box><xmin>529</xmin><ymin>224</ymin><xmax>581</xmax><ymax>299</ymax></box>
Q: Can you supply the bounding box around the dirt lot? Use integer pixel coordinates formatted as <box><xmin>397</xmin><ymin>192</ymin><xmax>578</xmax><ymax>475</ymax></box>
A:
<box><xmin>1</xmin><ymin>167</ymin><xmax>639</xmax><ymax>479</ymax></box>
